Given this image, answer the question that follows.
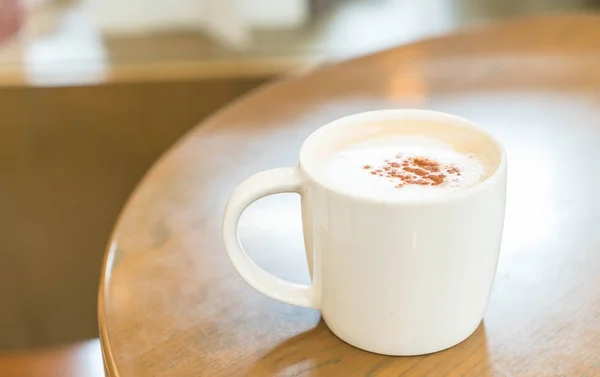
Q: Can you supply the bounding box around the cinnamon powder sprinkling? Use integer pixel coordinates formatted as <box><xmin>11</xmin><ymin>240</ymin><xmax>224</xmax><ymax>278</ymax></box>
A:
<box><xmin>447</xmin><ymin>166</ymin><xmax>461</xmax><ymax>175</ymax></box>
<box><xmin>363</xmin><ymin>155</ymin><xmax>463</xmax><ymax>189</ymax></box>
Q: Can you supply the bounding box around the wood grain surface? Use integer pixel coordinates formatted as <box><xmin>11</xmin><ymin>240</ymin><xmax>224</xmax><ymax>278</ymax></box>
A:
<box><xmin>99</xmin><ymin>15</ymin><xmax>600</xmax><ymax>377</ymax></box>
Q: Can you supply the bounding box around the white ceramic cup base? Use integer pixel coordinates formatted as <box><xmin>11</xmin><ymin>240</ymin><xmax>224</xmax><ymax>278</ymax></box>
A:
<box><xmin>223</xmin><ymin>109</ymin><xmax>507</xmax><ymax>356</ymax></box>
<box><xmin>324</xmin><ymin>316</ymin><xmax>482</xmax><ymax>356</ymax></box>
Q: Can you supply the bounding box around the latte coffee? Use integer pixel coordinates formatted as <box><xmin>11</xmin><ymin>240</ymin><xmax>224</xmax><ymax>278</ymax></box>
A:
<box><xmin>314</xmin><ymin>121</ymin><xmax>498</xmax><ymax>200</ymax></box>
<box><xmin>224</xmin><ymin>109</ymin><xmax>507</xmax><ymax>356</ymax></box>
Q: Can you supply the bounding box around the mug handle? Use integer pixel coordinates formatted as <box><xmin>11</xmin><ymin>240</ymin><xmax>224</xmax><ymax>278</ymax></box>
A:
<box><xmin>222</xmin><ymin>167</ymin><xmax>319</xmax><ymax>309</ymax></box>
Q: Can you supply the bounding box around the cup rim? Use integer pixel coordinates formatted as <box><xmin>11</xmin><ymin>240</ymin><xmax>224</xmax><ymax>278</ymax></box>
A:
<box><xmin>298</xmin><ymin>109</ymin><xmax>507</xmax><ymax>205</ymax></box>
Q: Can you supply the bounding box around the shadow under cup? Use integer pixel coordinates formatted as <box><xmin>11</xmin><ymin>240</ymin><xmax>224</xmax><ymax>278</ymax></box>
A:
<box><xmin>298</xmin><ymin>109</ymin><xmax>506</xmax><ymax>355</ymax></box>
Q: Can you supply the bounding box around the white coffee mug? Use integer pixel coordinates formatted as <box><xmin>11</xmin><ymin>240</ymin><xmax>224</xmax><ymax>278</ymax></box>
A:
<box><xmin>223</xmin><ymin>109</ymin><xmax>507</xmax><ymax>356</ymax></box>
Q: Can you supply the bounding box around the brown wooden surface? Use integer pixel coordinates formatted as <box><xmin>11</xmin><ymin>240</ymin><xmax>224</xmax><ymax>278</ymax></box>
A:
<box><xmin>0</xmin><ymin>78</ymin><xmax>265</xmax><ymax>350</ymax></box>
<box><xmin>99</xmin><ymin>15</ymin><xmax>600</xmax><ymax>377</ymax></box>
<box><xmin>0</xmin><ymin>339</ymin><xmax>103</xmax><ymax>377</ymax></box>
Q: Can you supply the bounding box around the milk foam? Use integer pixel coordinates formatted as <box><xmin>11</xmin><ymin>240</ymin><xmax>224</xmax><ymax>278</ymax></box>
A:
<box><xmin>320</xmin><ymin>135</ymin><xmax>491</xmax><ymax>199</ymax></box>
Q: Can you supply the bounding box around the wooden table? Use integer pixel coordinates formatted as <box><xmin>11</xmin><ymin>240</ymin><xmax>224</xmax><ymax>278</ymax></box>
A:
<box><xmin>99</xmin><ymin>15</ymin><xmax>600</xmax><ymax>377</ymax></box>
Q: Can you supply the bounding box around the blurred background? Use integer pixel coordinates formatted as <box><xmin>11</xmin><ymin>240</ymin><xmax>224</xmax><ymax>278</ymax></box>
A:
<box><xmin>0</xmin><ymin>0</ymin><xmax>598</xmax><ymax>369</ymax></box>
